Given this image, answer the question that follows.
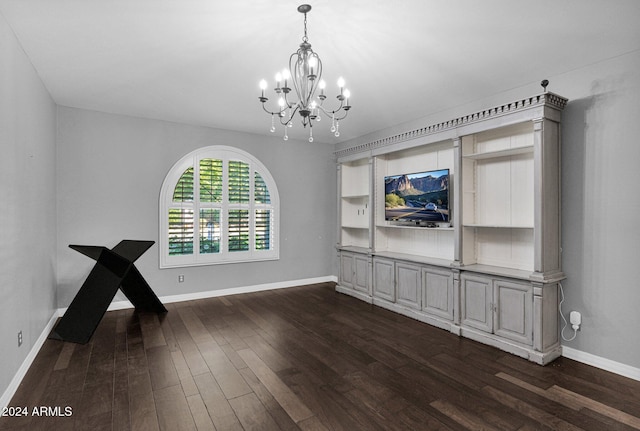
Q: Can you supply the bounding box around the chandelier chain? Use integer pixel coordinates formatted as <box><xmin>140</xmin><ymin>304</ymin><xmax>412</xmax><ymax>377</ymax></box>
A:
<box><xmin>302</xmin><ymin>13</ymin><xmax>308</xmax><ymax>42</ymax></box>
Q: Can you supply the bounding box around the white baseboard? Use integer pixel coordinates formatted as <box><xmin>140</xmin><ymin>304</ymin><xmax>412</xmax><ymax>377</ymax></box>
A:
<box><xmin>2</xmin><ymin>275</ymin><xmax>337</xmax><ymax>410</ymax></box>
<box><xmin>155</xmin><ymin>275</ymin><xmax>338</xmax><ymax>307</ymax></box>
<box><xmin>55</xmin><ymin>276</ymin><xmax>339</xmax><ymax>314</ymax></box>
<box><xmin>562</xmin><ymin>346</ymin><xmax>640</xmax><ymax>381</ymax></box>
<box><xmin>1</xmin><ymin>311</ymin><xmax>60</xmax><ymax>410</ymax></box>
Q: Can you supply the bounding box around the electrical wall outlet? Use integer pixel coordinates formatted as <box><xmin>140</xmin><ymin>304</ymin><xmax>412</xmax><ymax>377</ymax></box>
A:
<box><xmin>178</xmin><ymin>275</ymin><xmax>184</xmax><ymax>283</ymax></box>
<box><xmin>18</xmin><ymin>330</ymin><xmax>23</xmax><ymax>347</ymax></box>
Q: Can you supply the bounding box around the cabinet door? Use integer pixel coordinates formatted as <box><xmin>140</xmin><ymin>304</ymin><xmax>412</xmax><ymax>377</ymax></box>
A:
<box><xmin>340</xmin><ymin>253</ymin><xmax>354</xmax><ymax>288</ymax></box>
<box><xmin>373</xmin><ymin>258</ymin><xmax>395</xmax><ymax>302</ymax></box>
<box><xmin>396</xmin><ymin>262</ymin><xmax>421</xmax><ymax>309</ymax></box>
<box><xmin>461</xmin><ymin>274</ymin><xmax>493</xmax><ymax>333</ymax></box>
<box><xmin>494</xmin><ymin>279</ymin><xmax>532</xmax><ymax>345</ymax></box>
<box><xmin>353</xmin><ymin>255</ymin><xmax>370</xmax><ymax>293</ymax></box>
<box><xmin>422</xmin><ymin>267</ymin><xmax>454</xmax><ymax>320</ymax></box>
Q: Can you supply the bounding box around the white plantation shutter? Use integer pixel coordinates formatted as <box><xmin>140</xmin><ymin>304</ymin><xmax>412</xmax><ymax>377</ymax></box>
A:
<box><xmin>255</xmin><ymin>209</ymin><xmax>272</xmax><ymax>250</ymax></box>
<box><xmin>160</xmin><ymin>146</ymin><xmax>279</xmax><ymax>268</ymax></box>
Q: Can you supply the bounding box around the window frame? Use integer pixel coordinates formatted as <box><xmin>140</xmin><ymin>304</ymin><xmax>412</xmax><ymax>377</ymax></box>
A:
<box><xmin>159</xmin><ymin>145</ymin><xmax>279</xmax><ymax>268</ymax></box>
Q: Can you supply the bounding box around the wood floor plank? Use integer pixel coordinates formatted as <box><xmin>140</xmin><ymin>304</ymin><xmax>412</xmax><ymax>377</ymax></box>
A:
<box><xmin>237</xmin><ymin>348</ymin><xmax>314</xmax><ymax>424</ymax></box>
<box><xmin>53</xmin><ymin>342</ymin><xmax>76</xmax><ymax>371</ymax></box>
<box><xmin>219</xmin><ymin>343</ymin><xmax>247</xmax><ymax>371</ymax></box>
<box><xmin>177</xmin><ymin>306</ymin><xmax>215</xmax><ymax>344</ymax></box>
<box><xmin>129</xmin><ymin>389</ymin><xmax>160</xmax><ymax>431</ymax></box>
<box><xmin>341</xmin><ymin>388</ymin><xmax>413</xmax><ymax>431</ymax></box>
<box><xmin>112</xmin><ymin>408</ymin><xmax>131</xmax><ymax>431</ymax></box>
<box><xmin>185</xmin><ymin>394</ymin><xmax>216</xmax><ymax>431</ymax></box>
<box><xmin>146</xmin><ymin>345</ymin><xmax>181</xmax><ymax>391</ymax></box>
<box><xmin>430</xmin><ymin>399</ymin><xmax>501</xmax><ymax>431</ymax></box>
<box><xmin>165</xmin><ymin>310</ymin><xmax>211</xmax><ymax>376</ymax></box>
<box><xmin>154</xmin><ymin>384</ymin><xmax>197</xmax><ymax>431</ymax></box>
<box><xmin>496</xmin><ymin>371</ymin><xmax>584</xmax><ymax>410</ymax></box>
<box><xmin>170</xmin><ymin>350</ymin><xmax>200</xmax><ymax>397</ymax></box>
<box><xmin>193</xmin><ymin>372</ymin><xmax>243</xmax><ymax>431</ymax></box>
<box><xmin>219</xmin><ymin>296</ymin><xmax>233</xmax><ymax>307</ymax></box>
<box><xmin>482</xmin><ymin>385</ymin><xmax>584</xmax><ymax>431</ymax></box>
<box><xmin>279</xmin><ymin>370</ymin><xmax>382</xmax><ymax>431</ymax></box>
<box><xmin>79</xmin><ymin>380</ymin><xmax>113</xmax><ymax>420</ymax></box>
<box><xmin>197</xmin><ymin>340</ymin><xmax>252</xmax><ymax>400</ymax></box>
<box><xmin>139</xmin><ymin>312</ymin><xmax>167</xmax><ymax>350</ymax></box>
<box><xmin>241</xmin><ymin>333</ymin><xmax>292</xmax><ymax>372</ymax></box>
<box><xmin>238</xmin><ymin>367</ymin><xmax>299</xmax><ymax>431</ymax></box>
<box><xmin>217</xmin><ymin>325</ymin><xmax>249</xmax><ymax>351</ymax></box>
<box><xmin>296</xmin><ymin>416</ymin><xmax>330</xmax><ymax>431</ymax></box>
<box><xmin>351</xmin><ymin>369</ymin><xmax>410</xmax><ymax>406</ymax></box>
<box><xmin>548</xmin><ymin>385</ymin><xmax>640</xmax><ymax>429</ymax></box>
<box><xmin>394</xmin><ymin>405</ymin><xmax>455</xmax><ymax>431</ymax></box>
<box><xmin>228</xmin><ymin>392</ymin><xmax>281</xmax><ymax>431</ymax></box>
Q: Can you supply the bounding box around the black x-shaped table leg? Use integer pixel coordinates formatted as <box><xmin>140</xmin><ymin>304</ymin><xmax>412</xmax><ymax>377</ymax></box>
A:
<box><xmin>50</xmin><ymin>240</ymin><xmax>167</xmax><ymax>344</ymax></box>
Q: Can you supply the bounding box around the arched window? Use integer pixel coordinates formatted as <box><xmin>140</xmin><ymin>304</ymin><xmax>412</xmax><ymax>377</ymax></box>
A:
<box><xmin>159</xmin><ymin>146</ymin><xmax>279</xmax><ymax>268</ymax></box>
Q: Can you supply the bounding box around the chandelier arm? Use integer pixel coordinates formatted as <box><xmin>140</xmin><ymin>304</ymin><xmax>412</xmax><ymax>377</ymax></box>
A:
<box><xmin>333</xmin><ymin>110</ymin><xmax>350</xmax><ymax>121</ymax></box>
<box><xmin>279</xmin><ymin>105</ymin><xmax>301</xmax><ymax>126</ymax></box>
<box><xmin>261</xmin><ymin>103</ymin><xmax>283</xmax><ymax>117</ymax></box>
<box><xmin>282</xmin><ymin>91</ymin><xmax>296</xmax><ymax>110</ymax></box>
<box><xmin>316</xmin><ymin>100</ymin><xmax>345</xmax><ymax>116</ymax></box>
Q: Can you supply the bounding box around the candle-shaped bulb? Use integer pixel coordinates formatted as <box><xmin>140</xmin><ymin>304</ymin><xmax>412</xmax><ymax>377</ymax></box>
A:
<box><xmin>337</xmin><ymin>77</ymin><xmax>345</xmax><ymax>89</ymax></box>
<box><xmin>281</xmin><ymin>68</ymin><xmax>290</xmax><ymax>89</ymax></box>
<box><xmin>343</xmin><ymin>89</ymin><xmax>351</xmax><ymax>105</ymax></box>
<box><xmin>308</xmin><ymin>57</ymin><xmax>317</xmax><ymax>75</ymax></box>
<box><xmin>259</xmin><ymin>79</ymin><xmax>267</xmax><ymax>99</ymax></box>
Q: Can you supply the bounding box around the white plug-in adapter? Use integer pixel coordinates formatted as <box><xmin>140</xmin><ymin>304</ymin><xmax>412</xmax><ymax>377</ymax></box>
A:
<box><xmin>570</xmin><ymin>311</ymin><xmax>581</xmax><ymax>330</ymax></box>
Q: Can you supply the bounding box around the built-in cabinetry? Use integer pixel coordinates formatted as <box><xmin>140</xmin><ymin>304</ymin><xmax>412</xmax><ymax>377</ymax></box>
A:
<box><xmin>339</xmin><ymin>251</ymin><xmax>371</xmax><ymax>301</ymax></box>
<box><xmin>336</xmin><ymin>92</ymin><xmax>567</xmax><ymax>365</ymax></box>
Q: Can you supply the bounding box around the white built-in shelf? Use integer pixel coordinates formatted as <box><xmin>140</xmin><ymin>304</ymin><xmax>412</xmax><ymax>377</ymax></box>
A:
<box><xmin>463</xmin><ymin>145</ymin><xmax>534</xmax><ymax>160</ymax></box>
<box><xmin>337</xmin><ymin>245</ymin><xmax>370</xmax><ymax>254</ymax></box>
<box><xmin>463</xmin><ymin>224</ymin><xmax>534</xmax><ymax>229</ymax></box>
<box><xmin>342</xmin><ymin>194</ymin><xmax>369</xmax><ymax>200</ymax></box>
<box><xmin>459</xmin><ymin>263</ymin><xmax>533</xmax><ymax>281</ymax></box>
<box><xmin>342</xmin><ymin>225</ymin><xmax>369</xmax><ymax>230</ymax></box>
<box><xmin>373</xmin><ymin>251</ymin><xmax>454</xmax><ymax>268</ymax></box>
<box><xmin>377</xmin><ymin>224</ymin><xmax>454</xmax><ymax>231</ymax></box>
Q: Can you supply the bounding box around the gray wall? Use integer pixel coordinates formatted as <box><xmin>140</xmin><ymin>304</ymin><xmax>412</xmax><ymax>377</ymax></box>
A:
<box><xmin>0</xmin><ymin>13</ymin><xmax>57</xmax><ymax>397</ymax></box>
<box><xmin>56</xmin><ymin>107</ymin><xmax>337</xmax><ymax>307</ymax></box>
<box><xmin>559</xmin><ymin>51</ymin><xmax>640</xmax><ymax>369</ymax></box>
<box><xmin>338</xmin><ymin>50</ymin><xmax>640</xmax><ymax>370</ymax></box>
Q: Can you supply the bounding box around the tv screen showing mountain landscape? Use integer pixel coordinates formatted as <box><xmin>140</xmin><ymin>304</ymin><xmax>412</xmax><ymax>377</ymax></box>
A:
<box><xmin>385</xmin><ymin>169</ymin><xmax>449</xmax><ymax>223</ymax></box>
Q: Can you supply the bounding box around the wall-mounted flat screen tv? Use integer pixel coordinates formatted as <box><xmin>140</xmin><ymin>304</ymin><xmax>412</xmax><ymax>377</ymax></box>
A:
<box><xmin>384</xmin><ymin>169</ymin><xmax>450</xmax><ymax>223</ymax></box>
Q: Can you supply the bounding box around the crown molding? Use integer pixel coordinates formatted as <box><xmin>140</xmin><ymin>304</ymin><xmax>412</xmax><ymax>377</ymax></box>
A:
<box><xmin>335</xmin><ymin>92</ymin><xmax>568</xmax><ymax>159</ymax></box>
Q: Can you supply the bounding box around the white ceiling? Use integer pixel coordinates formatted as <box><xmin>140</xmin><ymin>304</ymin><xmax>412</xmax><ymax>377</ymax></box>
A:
<box><xmin>1</xmin><ymin>0</ymin><xmax>639</xmax><ymax>143</ymax></box>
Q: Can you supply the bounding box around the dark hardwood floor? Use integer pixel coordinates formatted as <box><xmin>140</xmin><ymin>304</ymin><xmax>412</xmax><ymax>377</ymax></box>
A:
<box><xmin>2</xmin><ymin>282</ymin><xmax>639</xmax><ymax>430</ymax></box>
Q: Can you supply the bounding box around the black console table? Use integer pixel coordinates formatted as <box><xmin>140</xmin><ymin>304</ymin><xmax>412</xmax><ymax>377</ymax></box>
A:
<box><xmin>50</xmin><ymin>240</ymin><xmax>167</xmax><ymax>344</ymax></box>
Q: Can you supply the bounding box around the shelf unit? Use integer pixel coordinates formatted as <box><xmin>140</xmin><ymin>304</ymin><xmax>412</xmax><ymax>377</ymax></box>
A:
<box><xmin>335</xmin><ymin>92</ymin><xmax>567</xmax><ymax>365</ymax></box>
<box><xmin>337</xmin><ymin>158</ymin><xmax>371</xmax><ymax>250</ymax></box>
<box><xmin>461</xmin><ymin>122</ymin><xmax>536</xmax><ymax>272</ymax></box>
<box><xmin>374</xmin><ymin>141</ymin><xmax>456</xmax><ymax>263</ymax></box>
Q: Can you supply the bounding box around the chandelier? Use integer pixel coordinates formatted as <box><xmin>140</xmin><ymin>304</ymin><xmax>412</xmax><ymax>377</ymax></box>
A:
<box><xmin>258</xmin><ymin>4</ymin><xmax>351</xmax><ymax>142</ymax></box>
